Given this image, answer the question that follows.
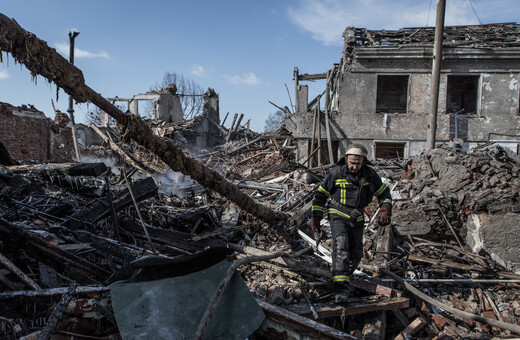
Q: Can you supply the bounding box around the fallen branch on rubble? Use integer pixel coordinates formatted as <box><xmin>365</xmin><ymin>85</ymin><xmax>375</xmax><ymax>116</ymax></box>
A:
<box><xmin>0</xmin><ymin>12</ymin><xmax>287</xmax><ymax>226</ymax></box>
<box><xmin>381</xmin><ymin>268</ymin><xmax>520</xmax><ymax>335</ymax></box>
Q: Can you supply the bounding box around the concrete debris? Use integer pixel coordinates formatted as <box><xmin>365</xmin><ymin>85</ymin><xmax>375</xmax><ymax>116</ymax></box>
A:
<box><xmin>1</xmin><ymin>119</ymin><xmax>520</xmax><ymax>338</ymax></box>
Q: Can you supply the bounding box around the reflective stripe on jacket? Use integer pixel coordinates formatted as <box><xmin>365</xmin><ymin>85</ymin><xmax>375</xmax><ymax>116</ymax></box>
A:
<box><xmin>311</xmin><ymin>164</ymin><xmax>392</xmax><ymax>219</ymax></box>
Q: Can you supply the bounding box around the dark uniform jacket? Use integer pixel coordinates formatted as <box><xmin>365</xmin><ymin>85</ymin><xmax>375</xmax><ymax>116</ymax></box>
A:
<box><xmin>311</xmin><ymin>164</ymin><xmax>392</xmax><ymax>223</ymax></box>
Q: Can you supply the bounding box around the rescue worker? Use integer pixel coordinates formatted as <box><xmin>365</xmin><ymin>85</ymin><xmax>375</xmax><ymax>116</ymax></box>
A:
<box><xmin>309</xmin><ymin>144</ymin><xmax>392</xmax><ymax>302</ymax></box>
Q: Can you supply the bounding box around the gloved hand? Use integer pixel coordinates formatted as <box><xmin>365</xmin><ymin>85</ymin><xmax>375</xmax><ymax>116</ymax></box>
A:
<box><xmin>378</xmin><ymin>208</ymin><xmax>392</xmax><ymax>226</ymax></box>
<box><xmin>309</xmin><ymin>216</ymin><xmax>322</xmax><ymax>232</ymax></box>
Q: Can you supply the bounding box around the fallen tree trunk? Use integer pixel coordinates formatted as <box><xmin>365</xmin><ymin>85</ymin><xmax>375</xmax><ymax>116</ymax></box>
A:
<box><xmin>0</xmin><ymin>13</ymin><xmax>287</xmax><ymax>226</ymax></box>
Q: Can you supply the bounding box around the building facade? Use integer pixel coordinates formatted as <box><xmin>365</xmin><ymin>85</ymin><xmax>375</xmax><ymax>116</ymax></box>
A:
<box><xmin>285</xmin><ymin>24</ymin><xmax>520</xmax><ymax>164</ymax></box>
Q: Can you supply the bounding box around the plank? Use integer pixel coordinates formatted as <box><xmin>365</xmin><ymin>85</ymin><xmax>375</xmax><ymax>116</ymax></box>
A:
<box><xmin>285</xmin><ymin>297</ymin><xmax>410</xmax><ymax>318</ymax></box>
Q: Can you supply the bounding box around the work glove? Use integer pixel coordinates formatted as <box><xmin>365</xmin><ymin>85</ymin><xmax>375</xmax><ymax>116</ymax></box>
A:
<box><xmin>309</xmin><ymin>216</ymin><xmax>322</xmax><ymax>232</ymax></box>
<box><xmin>378</xmin><ymin>208</ymin><xmax>392</xmax><ymax>226</ymax></box>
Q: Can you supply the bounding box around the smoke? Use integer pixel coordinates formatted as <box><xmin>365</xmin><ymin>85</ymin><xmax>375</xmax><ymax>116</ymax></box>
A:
<box><xmin>80</xmin><ymin>154</ymin><xmax>199</xmax><ymax>199</ymax></box>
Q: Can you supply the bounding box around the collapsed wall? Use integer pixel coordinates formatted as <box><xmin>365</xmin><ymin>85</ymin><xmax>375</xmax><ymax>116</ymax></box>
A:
<box><xmin>393</xmin><ymin>143</ymin><xmax>520</xmax><ymax>270</ymax></box>
<box><xmin>0</xmin><ymin>102</ymin><xmax>74</xmax><ymax>163</ymax></box>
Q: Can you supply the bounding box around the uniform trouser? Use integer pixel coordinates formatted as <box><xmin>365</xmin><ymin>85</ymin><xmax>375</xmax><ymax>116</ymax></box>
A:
<box><xmin>329</xmin><ymin>214</ymin><xmax>364</xmax><ymax>280</ymax></box>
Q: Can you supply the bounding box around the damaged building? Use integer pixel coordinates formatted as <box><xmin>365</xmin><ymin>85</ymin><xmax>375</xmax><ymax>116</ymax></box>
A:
<box><xmin>3</xmin><ymin>12</ymin><xmax>520</xmax><ymax>340</ymax></box>
<box><xmin>0</xmin><ymin>84</ymin><xmax>221</xmax><ymax>166</ymax></box>
<box><xmin>287</xmin><ymin>23</ymin><xmax>520</xmax><ymax>164</ymax></box>
<box><xmin>0</xmin><ymin>103</ymin><xmax>75</xmax><ymax>163</ymax></box>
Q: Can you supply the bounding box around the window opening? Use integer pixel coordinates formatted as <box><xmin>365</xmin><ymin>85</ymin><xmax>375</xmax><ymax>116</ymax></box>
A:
<box><xmin>374</xmin><ymin>141</ymin><xmax>406</xmax><ymax>160</ymax></box>
<box><xmin>376</xmin><ymin>75</ymin><xmax>408</xmax><ymax>113</ymax></box>
<box><xmin>446</xmin><ymin>75</ymin><xmax>479</xmax><ymax>114</ymax></box>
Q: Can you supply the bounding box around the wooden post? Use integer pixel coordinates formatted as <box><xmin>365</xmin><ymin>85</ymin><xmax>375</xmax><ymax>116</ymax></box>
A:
<box><xmin>221</xmin><ymin>112</ymin><xmax>229</xmax><ymax>127</ymax></box>
<box><xmin>317</xmin><ymin>97</ymin><xmax>322</xmax><ymax>167</ymax></box>
<box><xmin>67</xmin><ymin>31</ymin><xmax>82</xmax><ymax>162</ymax></box>
<box><xmin>226</xmin><ymin>113</ymin><xmax>238</xmax><ymax>142</ymax></box>
<box><xmin>234</xmin><ymin>113</ymin><xmax>244</xmax><ymax>133</ymax></box>
<box><xmin>324</xmin><ymin>69</ymin><xmax>334</xmax><ymax>165</ymax></box>
<box><xmin>309</xmin><ymin>107</ymin><xmax>317</xmax><ymax>168</ymax></box>
<box><xmin>285</xmin><ymin>83</ymin><xmax>294</xmax><ymax>113</ymax></box>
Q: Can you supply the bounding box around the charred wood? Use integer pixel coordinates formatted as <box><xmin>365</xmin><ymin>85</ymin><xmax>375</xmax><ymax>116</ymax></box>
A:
<box><xmin>0</xmin><ymin>13</ymin><xmax>288</xmax><ymax>226</ymax></box>
<box><xmin>66</xmin><ymin>176</ymin><xmax>157</xmax><ymax>229</ymax></box>
<box><xmin>36</xmin><ymin>283</ymin><xmax>76</xmax><ymax>340</ymax></box>
<box><xmin>0</xmin><ymin>218</ymin><xmax>112</xmax><ymax>283</ymax></box>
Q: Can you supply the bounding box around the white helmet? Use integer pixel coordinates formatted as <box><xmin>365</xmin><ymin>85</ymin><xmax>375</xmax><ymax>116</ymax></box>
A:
<box><xmin>345</xmin><ymin>144</ymin><xmax>368</xmax><ymax>158</ymax></box>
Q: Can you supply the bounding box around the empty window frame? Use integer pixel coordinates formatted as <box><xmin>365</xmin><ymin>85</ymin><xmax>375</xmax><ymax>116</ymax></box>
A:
<box><xmin>446</xmin><ymin>75</ymin><xmax>479</xmax><ymax>115</ymax></box>
<box><xmin>374</xmin><ymin>141</ymin><xmax>407</xmax><ymax>160</ymax></box>
<box><xmin>376</xmin><ymin>75</ymin><xmax>409</xmax><ymax>113</ymax></box>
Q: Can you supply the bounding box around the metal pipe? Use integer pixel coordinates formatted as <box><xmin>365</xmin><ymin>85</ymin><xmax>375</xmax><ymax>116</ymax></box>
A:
<box><xmin>68</xmin><ymin>31</ymin><xmax>81</xmax><ymax>161</ymax></box>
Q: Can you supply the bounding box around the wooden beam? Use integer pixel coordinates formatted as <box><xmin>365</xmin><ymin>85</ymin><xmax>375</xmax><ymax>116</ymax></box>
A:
<box><xmin>257</xmin><ymin>300</ymin><xmax>358</xmax><ymax>340</ymax></box>
<box><xmin>394</xmin><ymin>317</ymin><xmax>427</xmax><ymax>340</ymax></box>
<box><xmin>284</xmin><ymin>297</ymin><xmax>410</xmax><ymax>318</ymax></box>
<box><xmin>350</xmin><ymin>277</ymin><xmax>402</xmax><ymax>298</ymax></box>
<box><xmin>66</xmin><ymin>177</ymin><xmax>158</xmax><ymax>228</ymax></box>
<box><xmin>298</xmin><ymin>73</ymin><xmax>327</xmax><ymax>81</ymax></box>
<box><xmin>8</xmin><ymin>162</ymin><xmax>107</xmax><ymax>177</ymax></box>
<box><xmin>0</xmin><ymin>252</ymin><xmax>41</xmax><ymax>290</ymax></box>
<box><xmin>407</xmin><ymin>255</ymin><xmax>520</xmax><ymax>279</ymax></box>
<box><xmin>324</xmin><ymin>69</ymin><xmax>335</xmax><ymax>165</ymax></box>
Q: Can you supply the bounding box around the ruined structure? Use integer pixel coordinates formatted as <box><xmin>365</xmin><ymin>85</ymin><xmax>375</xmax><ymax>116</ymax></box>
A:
<box><xmin>105</xmin><ymin>83</ymin><xmax>184</xmax><ymax>124</ymax></box>
<box><xmin>286</xmin><ymin>24</ymin><xmax>520</xmax><ymax>164</ymax></box>
<box><xmin>0</xmin><ymin>103</ymin><xmax>74</xmax><ymax>163</ymax></box>
<box><xmin>105</xmin><ymin>86</ymin><xmax>221</xmax><ymax>148</ymax></box>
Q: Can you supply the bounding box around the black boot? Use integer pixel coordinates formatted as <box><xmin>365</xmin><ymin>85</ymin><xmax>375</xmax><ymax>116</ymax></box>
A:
<box><xmin>333</xmin><ymin>282</ymin><xmax>354</xmax><ymax>303</ymax></box>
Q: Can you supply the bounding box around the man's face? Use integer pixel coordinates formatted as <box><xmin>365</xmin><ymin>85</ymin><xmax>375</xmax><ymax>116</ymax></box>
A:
<box><xmin>346</xmin><ymin>155</ymin><xmax>365</xmax><ymax>173</ymax></box>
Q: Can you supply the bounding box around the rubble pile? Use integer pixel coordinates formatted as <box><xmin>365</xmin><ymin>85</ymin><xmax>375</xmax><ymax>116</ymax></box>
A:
<box><xmin>1</xmin><ymin>129</ymin><xmax>520</xmax><ymax>339</ymax></box>
<box><xmin>391</xmin><ymin>143</ymin><xmax>520</xmax><ymax>265</ymax></box>
<box><xmin>2</xmin><ymin>120</ymin><xmax>520</xmax><ymax>339</ymax></box>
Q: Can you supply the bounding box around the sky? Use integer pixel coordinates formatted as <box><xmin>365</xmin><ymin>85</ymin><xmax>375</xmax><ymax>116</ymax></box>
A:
<box><xmin>1</xmin><ymin>0</ymin><xmax>519</xmax><ymax>132</ymax></box>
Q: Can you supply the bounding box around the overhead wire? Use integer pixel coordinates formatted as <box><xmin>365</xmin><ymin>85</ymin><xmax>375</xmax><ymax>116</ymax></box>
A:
<box><xmin>469</xmin><ymin>0</ymin><xmax>483</xmax><ymax>25</ymax></box>
<box><xmin>426</xmin><ymin>0</ymin><xmax>434</xmax><ymax>27</ymax></box>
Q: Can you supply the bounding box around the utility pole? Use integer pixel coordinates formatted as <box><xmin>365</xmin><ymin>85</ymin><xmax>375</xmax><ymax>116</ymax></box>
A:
<box><xmin>293</xmin><ymin>67</ymin><xmax>299</xmax><ymax>112</ymax></box>
<box><xmin>68</xmin><ymin>30</ymin><xmax>81</xmax><ymax>161</ymax></box>
<box><xmin>426</xmin><ymin>0</ymin><xmax>446</xmax><ymax>150</ymax></box>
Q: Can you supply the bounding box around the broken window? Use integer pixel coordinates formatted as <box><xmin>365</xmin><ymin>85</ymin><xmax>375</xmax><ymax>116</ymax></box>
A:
<box><xmin>376</xmin><ymin>75</ymin><xmax>408</xmax><ymax>113</ymax></box>
<box><xmin>446</xmin><ymin>75</ymin><xmax>479</xmax><ymax>114</ymax></box>
<box><xmin>374</xmin><ymin>141</ymin><xmax>407</xmax><ymax>160</ymax></box>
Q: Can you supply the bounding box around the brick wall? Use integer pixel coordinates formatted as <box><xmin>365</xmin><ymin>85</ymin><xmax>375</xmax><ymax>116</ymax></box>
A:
<box><xmin>0</xmin><ymin>102</ymin><xmax>74</xmax><ymax>163</ymax></box>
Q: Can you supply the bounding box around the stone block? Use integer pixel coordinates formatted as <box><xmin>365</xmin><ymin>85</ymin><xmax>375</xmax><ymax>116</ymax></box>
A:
<box><xmin>466</xmin><ymin>213</ymin><xmax>520</xmax><ymax>271</ymax></box>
